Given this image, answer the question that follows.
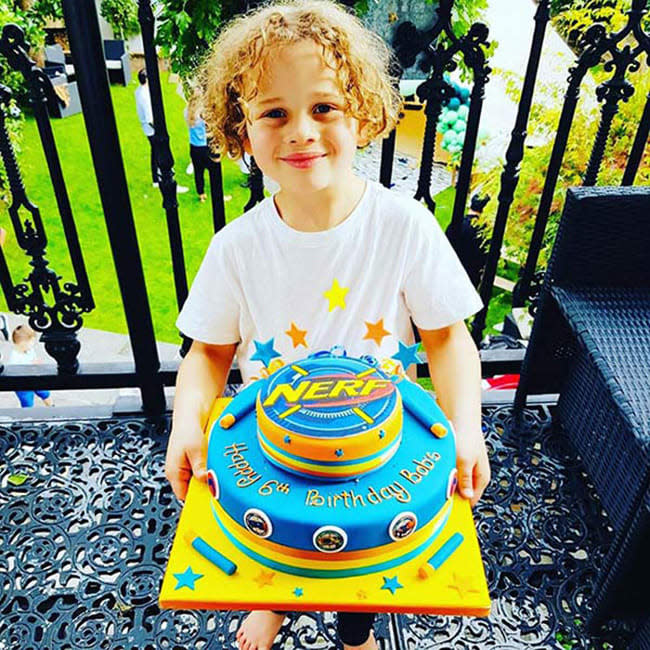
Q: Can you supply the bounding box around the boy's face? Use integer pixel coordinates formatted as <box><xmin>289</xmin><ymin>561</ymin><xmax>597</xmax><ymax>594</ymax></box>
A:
<box><xmin>242</xmin><ymin>40</ymin><xmax>364</xmax><ymax>195</ymax></box>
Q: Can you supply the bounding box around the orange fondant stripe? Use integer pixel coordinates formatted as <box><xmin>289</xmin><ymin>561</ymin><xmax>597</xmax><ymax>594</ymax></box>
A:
<box><xmin>258</xmin><ymin>435</ymin><xmax>396</xmax><ymax>478</ymax></box>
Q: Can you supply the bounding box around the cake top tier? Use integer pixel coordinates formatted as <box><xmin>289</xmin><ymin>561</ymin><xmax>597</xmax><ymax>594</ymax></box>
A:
<box><xmin>255</xmin><ymin>352</ymin><xmax>403</xmax><ymax>480</ymax></box>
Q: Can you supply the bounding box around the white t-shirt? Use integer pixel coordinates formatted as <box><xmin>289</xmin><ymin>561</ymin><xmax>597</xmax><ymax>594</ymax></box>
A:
<box><xmin>9</xmin><ymin>347</ymin><xmax>36</xmax><ymax>364</ymax></box>
<box><xmin>177</xmin><ymin>179</ymin><xmax>483</xmax><ymax>384</ymax></box>
<box><xmin>135</xmin><ymin>84</ymin><xmax>154</xmax><ymax>137</ymax></box>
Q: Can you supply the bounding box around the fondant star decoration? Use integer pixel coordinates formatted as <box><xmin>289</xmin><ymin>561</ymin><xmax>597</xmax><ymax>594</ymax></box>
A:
<box><xmin>391</xmin><ymin>341</ymin><xmax>421</xmax><ymax>370</ymax></box>
<box><xmin>448</xmin><ymin>573</ymin><xmax>480</xmax><ymax>598</ymax></box>
<box><xmin>251</xmin><ymin>338</ymin><xmax>281</xmax><ymax>368</ymax></box>
<box><xmin>173</xmin><ymin>566</ymin><xmax>203</xmax><ymax>591</ymax></box>
<box><xmin>286</xmin><ymin>322</ymin><xmax>308</xmax><ymax>348</ymax></box>
<box><xmin>364</xmin><ymin>319</ymin><xmax>391</xmax><ymax>346</ymax></box>
<box><xmin>356</xmin><ymin>589</ymin><xmax>368</xmax><ymax>600</ymax></box>
<box><xmin>293</xmin><ymin>587</ymin><xmax>304</xmax><ymax>597</ymax></box>
<box><xmin>253</xmin><ymin>569</ymin><xmax>276</xmax><ymax>588</ymax></box>
<box><xmin>381</xmin><ymin>575</ymin><xmax>403</xmax><ymax>595</ymax></box>
<box><xmin>323</xmin><ymin>278</ymin><xmax>349</xmax><ymax>312</ymax></box>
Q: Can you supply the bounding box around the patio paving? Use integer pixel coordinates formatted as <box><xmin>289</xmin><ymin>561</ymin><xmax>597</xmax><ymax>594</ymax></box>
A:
<box><xmin>0</xmin><ymin>403</ymin><xmax>641</xmax><ymax>649</ymax></box>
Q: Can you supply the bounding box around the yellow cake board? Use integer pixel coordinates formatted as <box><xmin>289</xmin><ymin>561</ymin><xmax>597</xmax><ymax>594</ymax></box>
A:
<box><xmin>160</xmin><ymin>399</ymin><xmax>490</xmax><ymax>616</ymax></box>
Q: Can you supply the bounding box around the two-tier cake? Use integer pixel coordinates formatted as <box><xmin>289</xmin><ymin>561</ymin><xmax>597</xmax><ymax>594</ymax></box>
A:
<box><xmin>205</xmin><ymin>350</ymin><xmax>458</xmax><ymax>579</ymax></box>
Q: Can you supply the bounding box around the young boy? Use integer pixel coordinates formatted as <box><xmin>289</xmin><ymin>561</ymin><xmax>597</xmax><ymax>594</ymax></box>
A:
<box><xmin>10</xmin><ymin>324</ymin><xmax>54</xmax><ymax>408</ymax></box>
<box><xmin>166</xmin><ymin>2</ymin><xmax>491</xmax><ymax>649</ymax></box>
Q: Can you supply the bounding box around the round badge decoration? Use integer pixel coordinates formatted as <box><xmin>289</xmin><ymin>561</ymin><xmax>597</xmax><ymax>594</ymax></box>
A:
<box><xmin>244</xmin><ymin>508</ymin><xmax>273</xmax><ymax>538</ymax></box>
<box><xmin>446</xmin><ymin>468</ymin><xmax>458</xmax><ymax>499</ymax></box>
<box><xmin>312</xmin><ymin>525</ymin><xmax>348</xmax><ymax>553</ymax></box>
<box><xmin>207</xmin><ymin>469</ymin><xmax>220</xmax><ymax>500</ymax></box>
<box><xmin>388</xmin><ymin>511</ymin><xmax>418</xmax><ymax>541</ymax></box>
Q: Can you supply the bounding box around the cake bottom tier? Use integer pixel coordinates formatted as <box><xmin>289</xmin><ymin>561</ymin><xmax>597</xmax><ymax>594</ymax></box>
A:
<box><xmin>210</xmin><ymin>498</ymin><xmax>453</xmax><ymax>578</ymax></box>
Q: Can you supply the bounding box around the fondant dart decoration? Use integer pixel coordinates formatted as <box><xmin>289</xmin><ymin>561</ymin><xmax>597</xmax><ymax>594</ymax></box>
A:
<box><xmin>161</xmin><ymin>350</ymin><xmax>490</xmax><ymax>615</ymax></box>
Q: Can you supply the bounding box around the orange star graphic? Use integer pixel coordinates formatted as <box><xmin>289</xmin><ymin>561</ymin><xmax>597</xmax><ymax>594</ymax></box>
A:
<box><xmin>286</xmin><ymin>322</ymin><xmax>308</xmax><ymax>348</ymax></box>
<box><xmin>356</xmin><ymin>589</ymin><xmax>368</xmax><ymax>600</ymax></box>
<box><xmin>253</xmin><ymin>569</ymin><xmax>276</xmax><ymax>588</ymax></box>
<box><xmin>448</xmin><ymin>573</ymin><xmax>480</xmax><ymax>598</ymax></box>
<box><xmin>363</xmin><ymin>319</ymin><xmax>391</xmax><ymax>346</ymax></box>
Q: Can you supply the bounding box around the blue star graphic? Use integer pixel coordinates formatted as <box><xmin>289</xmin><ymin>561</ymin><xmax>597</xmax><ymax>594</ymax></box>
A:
<box><xmin>391</xmin><ymin>341</ymin><xmax>421</xmax><ymax>371</ymax></box>
<box><xmin>250</xmin><ymin>338</ymin><xmax>281</xmax><ymax>368</ymax></box>
<box><xmin>293</xmin><ymin>587</ymin><xmax>304</xmax><ymax>597</ymax></box>
<box><xmin>173</xmin><ymin>566</ymin><xmax>203</xmax><ymax>591</ymax></box>
<box><xmin>381</xmin><ymin>575</ymin><xmax>403</xmax><ymax>595</ymax></box>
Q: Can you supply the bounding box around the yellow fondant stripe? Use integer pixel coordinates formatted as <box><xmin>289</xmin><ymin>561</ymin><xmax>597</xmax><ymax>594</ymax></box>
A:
<box><xmin>279</xmin><ymin>405</ymin><xmax>302</xmax><ymax>419</ymax></box>
<box><xmin>352</xmin><ymin>407</ymin><xmax>374</xmax><ymax>424</ymax></box>
<box><xmin>356</xmin><ymin>368</ymin><xmax>377</xmax><ymax>379</ymax></box>
<box><xmin>211</xmin><ymin>498</ymin><xmax>453</xmax><ymax>569</ymax></box>
<box><xmin>291</xmin><ymin>365</ymin><xmax>308</xmax><ymax>376</ymax></box>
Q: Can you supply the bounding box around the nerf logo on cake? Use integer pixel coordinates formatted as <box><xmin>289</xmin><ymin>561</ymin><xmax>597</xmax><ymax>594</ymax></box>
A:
<box><xmin>263</xmin><ymin>377</ymin><xmax>394</xmax><ymax>408</ymax></box>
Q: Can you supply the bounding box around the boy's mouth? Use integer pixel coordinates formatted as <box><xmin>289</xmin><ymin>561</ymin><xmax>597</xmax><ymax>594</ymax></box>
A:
<box><xmin>280</xmin><ymin>153</ymin><xmax>327</xmax><ymax>169</ymax></box>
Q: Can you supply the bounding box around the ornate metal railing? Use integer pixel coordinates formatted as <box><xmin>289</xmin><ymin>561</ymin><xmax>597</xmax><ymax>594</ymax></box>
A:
<box><xmin>0</xmin><ymin>0</ymin><xmax>648</xmax><ymax>413</ymax></box>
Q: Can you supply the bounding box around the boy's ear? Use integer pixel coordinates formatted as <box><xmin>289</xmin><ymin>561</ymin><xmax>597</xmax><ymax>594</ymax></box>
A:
<box><xmin>356</xmin><ymin>122</ymin><xmax>371</xmax><ymax>149</ymax></box>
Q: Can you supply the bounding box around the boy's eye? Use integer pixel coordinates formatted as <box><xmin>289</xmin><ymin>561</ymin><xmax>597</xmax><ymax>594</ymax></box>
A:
<box><xmin>264</xmin><ymin>109</ymin><xmax>285</xmax><ymax>119</ymax></box>
<box><xmin>314</xmin><ymin>104</ymin><xmax>337</xmax><ymax>114</ymax></box>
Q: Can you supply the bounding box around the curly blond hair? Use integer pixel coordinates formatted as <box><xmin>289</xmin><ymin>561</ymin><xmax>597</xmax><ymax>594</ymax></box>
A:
<box><xmin>189</xmin><ymin>0</ymin><xmax>403</xmax><ymax>161</ymax></box>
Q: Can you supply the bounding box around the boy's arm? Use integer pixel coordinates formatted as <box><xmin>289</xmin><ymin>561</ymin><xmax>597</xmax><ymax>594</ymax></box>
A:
<box><xmin>166</xmin><ymin>340</ymin><xmax>237</xmax><ymax>501</ymax></box>
<box><xmin>417</xmin><ymin>321</ymin><xmax>490</xmax><ymax>507</ymax></box>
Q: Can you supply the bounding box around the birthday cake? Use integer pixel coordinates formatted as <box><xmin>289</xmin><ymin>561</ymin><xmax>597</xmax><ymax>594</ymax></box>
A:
<box><xmin>206</xmin><ymin>350</ymin><xmax>458</xmax><ymax>579</ymax></box>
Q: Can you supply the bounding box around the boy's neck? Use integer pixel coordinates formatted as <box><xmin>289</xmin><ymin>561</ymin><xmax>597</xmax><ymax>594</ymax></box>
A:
<box><xmin>273</xmin><ymin>176</ymin><xmax>367</xmax><ymax>233</ymax></box>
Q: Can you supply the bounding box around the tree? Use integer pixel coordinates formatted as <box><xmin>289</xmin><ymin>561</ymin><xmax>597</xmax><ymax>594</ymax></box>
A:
<box><xmin>154</xmin><ymin>0</ymin><xmax>489</xmax><ymax>82</ymax></box>
<box><xmin>100</xmin><ymin>0</ymin><xmax>140</xmax><ymax>41</ymax></box>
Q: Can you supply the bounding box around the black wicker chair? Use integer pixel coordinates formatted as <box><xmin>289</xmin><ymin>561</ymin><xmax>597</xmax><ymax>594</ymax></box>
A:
<box><xmin>513</xmin><ymin>186</ymin><xmax>650</xmax><ymax>628</ymax></box>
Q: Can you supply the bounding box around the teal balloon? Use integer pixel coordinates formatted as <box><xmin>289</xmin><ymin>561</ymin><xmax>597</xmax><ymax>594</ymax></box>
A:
<box><xmin>445</xmin><ymin>110</ymin><xmax>458</xmax><ymax>126</ymax></box>
<box><xmin>460</xmin><ymin>87</ymin><xmax>470</xmax><ymax>102</ymax></box>
<box><xmin>442</xmin><ymin>130</ymin><xmax>455</xmax><ymax>144</ymax></box>
<box><xmin>457</xmin><ymin>105</ymin><xmax>469</xmax><ymax>120</ymax></box>
<box><xmin>448</xmin><ymin>97</ymin><xmax>461</xmax><ymax>110</ymax></box>
<box><xmin>453</xmin><ymin>120</ymin><xmax>465</xmax><ymax>133</ymax></box>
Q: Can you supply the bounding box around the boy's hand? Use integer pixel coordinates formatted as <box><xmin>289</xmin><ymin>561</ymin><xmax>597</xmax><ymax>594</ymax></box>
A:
<box><xmin>455</xmin><ymin>425</ymin><xmax>490</xmax><ymax>508</ymax></box>
<box><xmin>165</xmin><ymin>423</ymin><xmax>208</xmax><ymax>502</ymax></box>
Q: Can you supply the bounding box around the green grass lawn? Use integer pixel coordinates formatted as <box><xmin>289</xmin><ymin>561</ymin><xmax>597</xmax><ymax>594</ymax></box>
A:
<box><xmin>2</xmin><ymin>75</ymin><xmax>510</xmax><ymax>344</ymax></box>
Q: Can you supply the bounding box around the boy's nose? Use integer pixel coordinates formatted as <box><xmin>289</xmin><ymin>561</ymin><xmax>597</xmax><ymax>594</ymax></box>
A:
<box><xmin>285</xmin><ymin>113</ymin><xmax>318</xmax><ymax>144</ymax></box>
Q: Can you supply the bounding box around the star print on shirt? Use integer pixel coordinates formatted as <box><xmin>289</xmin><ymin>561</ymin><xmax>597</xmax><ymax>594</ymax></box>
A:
<box><xmin>286</xmin><ymin>322</ymin><xmax>308</xmax><ymax>348</ymax></box>
<box><xmin>363</xmin><ymin>318</ymin><xmax>391</xmax><ymax>346</ymax></box>
<box><xmin>391</xmin><ymin>341</ymin><xmax>422</xmax><ymax>371</ymax></box>
<box><xmin>323</xmin><ymin>278</ymin><xmax>349</xmax><ymax>312</ymax></box>
<box><xmin>250</xmin><ymin>338</ymin><xmax>281</xmax><ymax>368</ymax></box>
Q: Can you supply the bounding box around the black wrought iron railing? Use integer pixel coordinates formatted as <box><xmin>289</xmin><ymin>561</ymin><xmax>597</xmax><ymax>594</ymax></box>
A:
<box><xmin>0</xmin><ymin>0</ymin><xmax>648</xmax><ymax>414</ymax></box>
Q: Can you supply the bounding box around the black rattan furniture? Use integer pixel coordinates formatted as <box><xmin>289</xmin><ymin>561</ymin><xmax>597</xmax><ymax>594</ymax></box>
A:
<box><xmin>514</xmin><ymin>186</ymin><xmax>650</xmax><ymax>627</ymax></box>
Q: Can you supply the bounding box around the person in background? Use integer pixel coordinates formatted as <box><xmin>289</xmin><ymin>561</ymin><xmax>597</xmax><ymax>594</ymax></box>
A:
<box><xmin>184</xmin><ymin>103</ymin><xmax>210</xmax><ymax>202</ymax></box>
<box><xmin>135</xmin><ymin>68</ymin><xmax>188</xmax><ymax>193</ymax></box>
<box><xmin>10</xmin><ymin>324</ymin><xmax>54</xmax><ymax>408</ymax></box>
<box><xmin>445</xmin><ymin>193</ymin><xmax>490</xmax><ymax>287</ymax></box>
